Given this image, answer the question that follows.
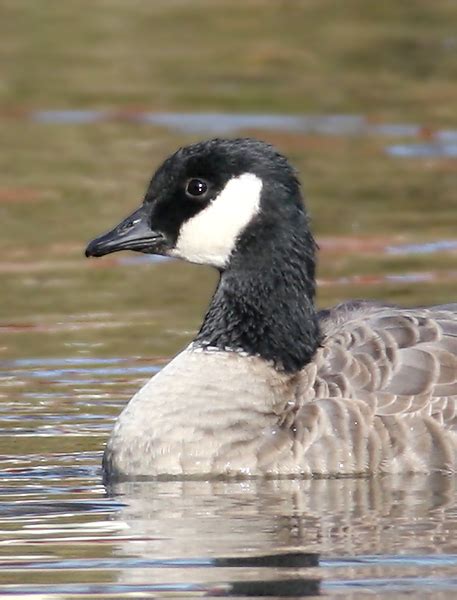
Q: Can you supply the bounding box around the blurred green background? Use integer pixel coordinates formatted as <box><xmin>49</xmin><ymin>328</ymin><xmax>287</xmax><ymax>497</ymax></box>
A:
<box><xmin>1</xmin><ymin>0</ymin><xmax>457</xmax><ymax>360</ymax></box>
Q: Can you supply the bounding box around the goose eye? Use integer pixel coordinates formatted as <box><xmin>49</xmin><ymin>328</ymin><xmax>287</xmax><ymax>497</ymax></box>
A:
<box><xmin>185</xmin><ymin>178</ymin><xmax>208</xmax><ymax>199</ymax></box>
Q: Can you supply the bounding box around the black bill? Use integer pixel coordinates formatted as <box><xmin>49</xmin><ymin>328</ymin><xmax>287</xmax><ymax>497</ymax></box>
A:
<box><xmin>85</xmin><ymin>207</ymin><xmax>167</xmax><ymax>258</ymax></box>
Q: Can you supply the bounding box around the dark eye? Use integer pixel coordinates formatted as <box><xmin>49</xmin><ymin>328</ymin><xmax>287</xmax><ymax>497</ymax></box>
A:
<box><xmin>185</xmin><ymin>178</ymin><xmax>208</xmax><ymax>199</ymax></box>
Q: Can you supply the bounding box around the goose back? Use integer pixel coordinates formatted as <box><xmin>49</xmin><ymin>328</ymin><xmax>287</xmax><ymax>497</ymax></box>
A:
<box><xmin>290</xmin><ymin>302</ymin><xmax>457</xmax><ymax>475</ymax></box>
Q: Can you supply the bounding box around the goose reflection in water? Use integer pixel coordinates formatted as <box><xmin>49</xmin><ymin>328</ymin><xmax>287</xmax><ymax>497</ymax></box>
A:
<box><xmin>105</xmin><ymin>474</ymin><xmax>457</xmax><ymax>597</ymax></box>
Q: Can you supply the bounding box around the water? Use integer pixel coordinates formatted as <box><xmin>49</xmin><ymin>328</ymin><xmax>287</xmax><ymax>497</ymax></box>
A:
<box><xmin>3</xmin><ymin>1</ymin><xmax>457</xmax><ymax>596</ymax></box>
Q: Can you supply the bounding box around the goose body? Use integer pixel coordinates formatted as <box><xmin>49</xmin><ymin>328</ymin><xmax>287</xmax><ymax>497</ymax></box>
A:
<box><xmin>86</xmin><ymin>138</ymin><xmax>457</xmax><ymax>479</ymax></box>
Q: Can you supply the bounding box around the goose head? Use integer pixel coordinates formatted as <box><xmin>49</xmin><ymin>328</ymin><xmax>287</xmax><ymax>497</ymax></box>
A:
<box><xmin>86</xmin><ymin>138</ymin><xmax>320</xmax><ymax>372</ymax></box>
<box><xmin>85</xmin><ymin>137</ymin><xmax>310</xmax><ymax>271</ymax></box>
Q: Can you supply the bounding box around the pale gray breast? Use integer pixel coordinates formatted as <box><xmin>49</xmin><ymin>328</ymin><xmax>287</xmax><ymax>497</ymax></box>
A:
<box><xmin>103</xmin><ymin>347</ymin><xmax>298</xmax><ymax>479</ymax></box>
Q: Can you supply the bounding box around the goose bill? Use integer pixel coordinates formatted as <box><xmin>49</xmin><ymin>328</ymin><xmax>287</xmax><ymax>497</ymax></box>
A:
<box><xmin>85</xmin><ymin>208</ymin><xmax>167</xmax><ymax>257</ymax></box>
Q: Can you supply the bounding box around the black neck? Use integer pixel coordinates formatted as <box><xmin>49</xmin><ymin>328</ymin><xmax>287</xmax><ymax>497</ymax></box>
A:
<box><xmin>194</xmin><ymin>202</ymin><xmax>321</xmax><ymax>373</ymax></box>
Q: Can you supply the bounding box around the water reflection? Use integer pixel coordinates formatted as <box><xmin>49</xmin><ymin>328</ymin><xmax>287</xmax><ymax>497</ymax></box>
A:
<box><xmin>9</xmin><ymin>467</ymin><xmax>455</xmax><ymax>596</ymax></box>
<box><xmin>110</xmin><ymin>475</ymin><xmax>457</xmax><ymax>557</ymax></box>
<box><xmin>104</xmin><ymin>475</ymin><xmax>457</xmax><ymax>595</ymax></box>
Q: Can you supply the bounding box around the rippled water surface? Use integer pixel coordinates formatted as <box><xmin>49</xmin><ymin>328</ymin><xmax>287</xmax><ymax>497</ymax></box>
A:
<box><xmin>3</xmin><ymin>0</ymin><xmax>457</xmax><ymax>597</ymax></box>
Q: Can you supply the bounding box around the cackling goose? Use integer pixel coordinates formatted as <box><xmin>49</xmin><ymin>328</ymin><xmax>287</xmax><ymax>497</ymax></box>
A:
<box><xmin>86</xmin><ymin>138</ymin><xmax>457</xmax><ymax>480</ymax></box>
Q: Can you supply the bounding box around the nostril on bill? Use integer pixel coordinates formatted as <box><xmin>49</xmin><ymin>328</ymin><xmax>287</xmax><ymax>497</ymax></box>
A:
<box><xmin>121</xmin><ymin>217</ymin><xmax>141</xmax><ymax>232</ymax></box>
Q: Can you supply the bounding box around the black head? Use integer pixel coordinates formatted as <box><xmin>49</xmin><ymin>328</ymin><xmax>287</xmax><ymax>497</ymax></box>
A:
<box><xmin>85</xmin><ymin>138</ymin><xmax>307</xmax><ymax>269</ymax></box>
<box><xmin>86</xmin><ymin>138</ymin><xmax>321</xmax><ymax>371</ymax></box>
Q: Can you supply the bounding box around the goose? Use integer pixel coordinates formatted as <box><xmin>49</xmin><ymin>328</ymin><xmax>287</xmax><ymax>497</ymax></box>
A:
<box><xmin>86</xmin><ymin>137</ymin><xmax>457</xmax><ymax>480</ymax></box>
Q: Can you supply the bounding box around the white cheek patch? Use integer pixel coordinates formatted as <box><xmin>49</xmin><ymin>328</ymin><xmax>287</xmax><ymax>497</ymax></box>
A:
<box><xmin>169</xmin><ymin>173</ymin><xmax>262</xmax><ymax>268</ymax></box>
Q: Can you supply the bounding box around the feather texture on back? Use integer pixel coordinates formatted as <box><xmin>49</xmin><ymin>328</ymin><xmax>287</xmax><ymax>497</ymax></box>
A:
<box><xmin>285</xmin><ymin>303</ymin><xmax>457</xmax><ymax>474</ymax></box>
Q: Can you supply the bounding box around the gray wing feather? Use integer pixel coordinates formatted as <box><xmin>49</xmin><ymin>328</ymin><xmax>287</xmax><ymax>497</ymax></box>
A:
<box><xmin>293</xmin><ymin>303</ymin><xmax>457</xmax><ymax>474</ymax></box>
<box><xmin>316</xmin><ymin>304</ymin><xmax>457</xmax><ymax>422</ymax></box>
